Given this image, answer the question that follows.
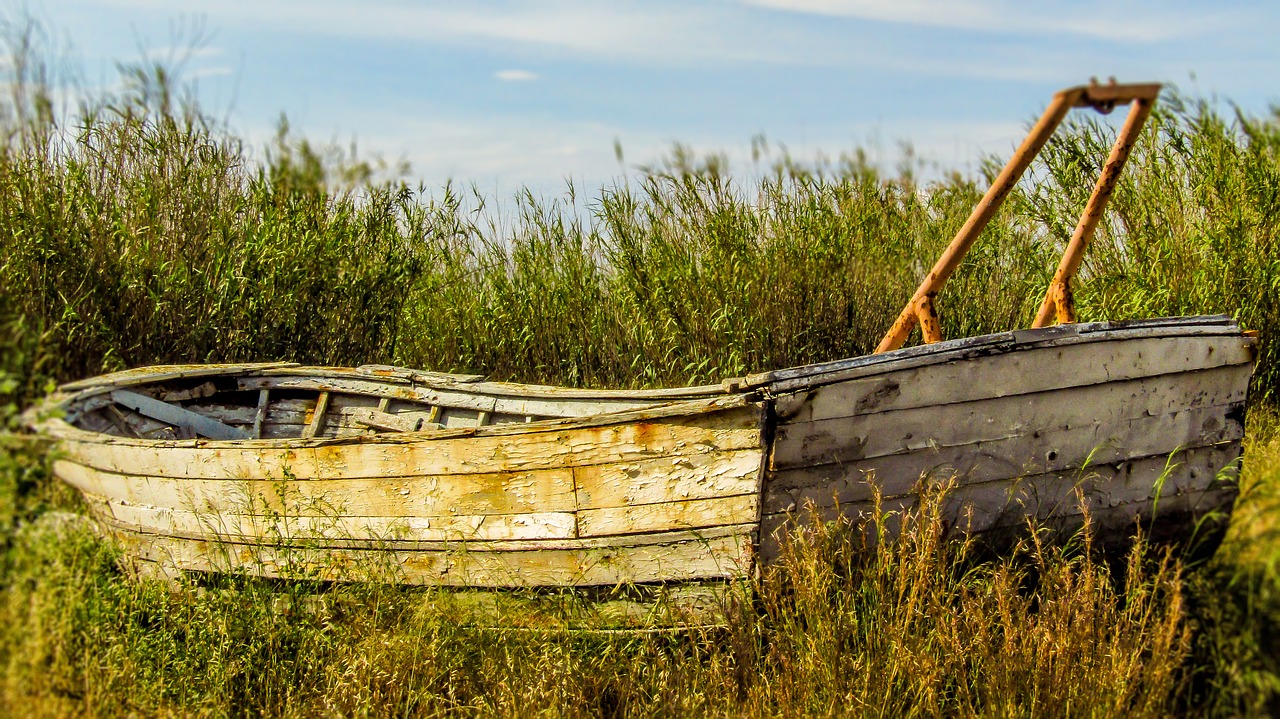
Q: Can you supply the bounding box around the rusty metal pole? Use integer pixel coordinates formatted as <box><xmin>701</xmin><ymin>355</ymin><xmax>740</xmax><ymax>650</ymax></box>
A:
<box><xmin>875</xmin><ymin>89</ymin><xmax>1082</xmax><ymax>354</ymax></box>
<box><xmin>1031</xmin><ymin>95</ymin><xmax>1155</xmax><ymax>327</ymax></box>
<box><xmin>874</xmin><ymin>81</ymin><xmax>1162</xmax><ymax>354</ymax></box>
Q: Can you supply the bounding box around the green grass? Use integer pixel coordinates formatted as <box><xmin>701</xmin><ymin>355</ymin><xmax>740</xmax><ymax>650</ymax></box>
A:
<box><xmin>2</xmin><ymin>18</ymin><xmax>1280</xmax><ymax>717</ymax></box>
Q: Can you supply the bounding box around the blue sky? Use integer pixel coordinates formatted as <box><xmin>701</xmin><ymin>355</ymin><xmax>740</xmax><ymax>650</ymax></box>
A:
<box><xmin>28</xmin><ymin>1</ymin><xmax>1280</xmax><ymax>195</ymax></box>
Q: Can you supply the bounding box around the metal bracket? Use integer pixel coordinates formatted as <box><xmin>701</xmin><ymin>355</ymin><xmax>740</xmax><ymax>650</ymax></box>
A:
<box><xmin>875</xmin><ymin>79</ymin><xmax>1161</xmax><ymax>353</ymax></box>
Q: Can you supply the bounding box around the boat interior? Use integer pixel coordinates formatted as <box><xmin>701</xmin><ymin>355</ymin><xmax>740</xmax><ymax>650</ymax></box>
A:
<box><xmin>58</xmin><ymin>363</ymin><xmax>733</xmax><ymax>441</ymax></box>
<box><xmin>54</xmin><ymin>315</ymin><xmax>1247</xmax><ymax>443</ymax></box>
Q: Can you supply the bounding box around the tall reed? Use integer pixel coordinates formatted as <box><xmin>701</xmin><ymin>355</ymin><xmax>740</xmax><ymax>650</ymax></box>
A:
<box><xmin>1</xmin><ymin>16</ymin><xmax>1279</xmax><ymax>717</ymax></box>
<box><xmin>4</xmin><ymin>71</ymin><xmax>1277</xmax><ymax>406</ymax></box>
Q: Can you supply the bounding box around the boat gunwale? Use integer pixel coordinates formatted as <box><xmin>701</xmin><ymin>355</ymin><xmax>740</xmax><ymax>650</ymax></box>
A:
<box><xmin>27</xmin><ymin>392</ymin><xmax>762</xmax><ymax>449</ymax></box>
<box><xmin>56</xmin><ymin>362</ymin><xmax>736</xmax><ymax>401</ymax></box>
<box><xmin>751</xmin><ymin>314</ymin><xmax>1251</xmax><ymax>392</ymax></box>
<box><xmin>25</xmin><ymin>315</ymin><xmax>1255</xmax><ymax>450</ymax></box>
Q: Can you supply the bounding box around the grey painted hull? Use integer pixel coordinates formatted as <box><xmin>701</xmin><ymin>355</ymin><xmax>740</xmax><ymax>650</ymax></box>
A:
<box><xmin>758</xmin><ymin>316</ymin><xmax>1255</xmax><ymax>560</ymax></box>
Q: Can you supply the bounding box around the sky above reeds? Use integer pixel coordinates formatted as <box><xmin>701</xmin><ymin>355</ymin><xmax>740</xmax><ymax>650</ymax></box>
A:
<box><xmin>31</xmin><ymin>0</ymin><xmax>1280</xmax><ymax>193</ymax></box>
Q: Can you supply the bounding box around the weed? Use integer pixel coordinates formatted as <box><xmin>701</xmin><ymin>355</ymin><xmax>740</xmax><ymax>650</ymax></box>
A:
<box><xmin>0</xmin><ymin>14</ymin><xmax>1278</xmax><ymax>718</ymax></box>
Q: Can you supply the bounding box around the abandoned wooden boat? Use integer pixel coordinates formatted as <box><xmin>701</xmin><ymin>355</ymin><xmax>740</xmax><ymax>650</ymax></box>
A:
<box><xmin>23</xmin><ymin>81</ymin><xmax>1259</xmax><ymax>587</ymax></box>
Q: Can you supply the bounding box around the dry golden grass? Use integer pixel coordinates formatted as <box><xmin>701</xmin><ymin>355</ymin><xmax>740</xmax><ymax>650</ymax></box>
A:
<box><xmin>0</xmin><ymin>14</ymin><xmax>1278</xmax><ymax>717</ymax></box>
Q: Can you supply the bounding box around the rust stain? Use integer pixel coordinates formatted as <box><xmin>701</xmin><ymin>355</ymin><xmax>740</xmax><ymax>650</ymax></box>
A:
<box><xmin>630</xmin><ymin>421</ymin><xmax>659</xmax><ymax>449</ymax></box>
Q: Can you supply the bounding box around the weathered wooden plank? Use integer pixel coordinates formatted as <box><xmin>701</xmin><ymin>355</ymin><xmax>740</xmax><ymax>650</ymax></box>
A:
<box><xmin>351</xmin><ymin>364</ymin><xmax>729</xmax><ymax>400</ymax></box>
<box><xmin>357</xmin><ymin>364</ymin><xmax>486</xmax><ymax>383</ymax></box>
<box><xmin>78</xmin><ymin>410</ymin><xmax>115</xmax><ymax>435</ymax></box>
<box><xmin>755</xmin><ymin>320</ymin><xmax>1248</xmax><ymax>393</ymax></box>
<box><xmin>1076</xmin><ymin>315</ymin><xmax>1234</xmax><ymax>331</ymax></box>
<box><xmin>110</xmin><ymin>390</ymin><xmax>249</xmax><ymax>441</ymax></box>
<box><xmin>59</xmin><ymin>362</ymin><xmax>301</xmax><ymax>392</ymax></box>
<box><xmin>488</xmin><ymin>396</ymin><xmax>654</xmax><ymax>418</ymax></box>
<box><xmin>770</xmin><ymin>441</ymin><xmax>1240</xmax><ymax>531</ymax></box>
<box><xmin>236</xmin><ymin>373</ymin><xmax>713</xmax><ymax>418</ymax></box>
<box><xmin>194</xmin><ymin>396</ymin><xmax>427</xmax><ymax>429</ymax></box>
<box><xmin>96</xmin><ymin>494</ymin><xmax>763</xmax><ymax>545</ymax></box>
<box><xmin>60</xmin><ymin>402</ymin><xmax>763</xmax><ymax>480</ymax></box>
<box><xmin>758</xmin><ymin>483</ymin><xmax>1236</xmax><ymax>566</ymax></box>
<box><xmin>470</xmin><ymin>380</ymin><xmax>731</xmax><ymax>400</ymax></box>
<box><xmin>355</xmin><ymin>365</ymin><xmax>481</xmax><ymax>383</ymax></box>
<box><xmin>218</xmin><ymin>414</ymin><xmax>520</xmax><ymax>439</ymax></box>
<box><xmin>53</xmin><ymin>394</ymin><xmax>752</xmax><ymax>442</ymax></box>
<box><xmin>118</xmin><ymin>410</ymin><xmax>181</xmax><ymax>440</ymax></box>
<box><xmin>254</xmin><ymin>423</ymin><xmax>307</xmax><ymax>439</ymax></box>
<box><xmin>367</xmin><ymin>397</ymin><xmax>392</xmax><ymax>436</ymax></box>
<box><xmin>349</xmin><ymin>408</ymin><xmax>427</xmax><ymax>433</ymax></box>
<box><xmin>237</xmin><ymin>375</ymin><xmax>501</xmax><ymax>414</ymax></box>
<box><xmin>441</xmin><ymin>407</ymin><xmax>488</xmax><ymax>429</ymax></box>
<box><xmin>574</xmin><ymin>449</ymin><xmax>762</xmax><ymax>509</ymax></box>
<box><xmin>97</xmin><ymin>500</ymin><xmax>579</xmax><ymax>542</ymax></box>
<box><xmin>429</xmin><ymin>409</ymin><xmax>537</xmax><ymax>428</ymax></box>
<box><xmin>759</xmin><ymin>442</ymin><xmax>1240</xmax><ymax>562</ymax></box>
<box><xmin>55</xmin><ymin>449</ymin><xmax>764</xmax><ymax>531</ymax></box>
<box><xmin>578</xmin><ymin>494</ymin><xmax>759</xmax><ymax>537</ymax></box>
<box><xmin>941</xmin><ymin>445</ymin><xmax>1237</xmax><ymax>534</ymax></box>
<box><xmin>160</xmin><ymin>381</ymin><xmax>218</xmax><ymax>403</ymax></box>
<box><xmin>190</xmin><ymin>398</ymin><xmax>306</xmax><ymax>425</ymax></box>
<box><xmin>103</xmin><ymin>406</ymin><xmax>139</xmax><ymax>437</ymax></box>
<box><xmin>64</xmin><ymin>395</ymin><xmax>117</xmax><ymax>425</ymax></box>
<box><xmin>1030</xmin><ymin>485</ymin><xmax>1238</xmax><ymax>542</ymax></box>
<box><xmin>54</xmin><ymin>461</ymin><xmax>580</xmax><ymax>517</ymax></box>
<box><xmin>779</xmin><ymin>340</ymin><xmax>1253</xmax><ymax>425</ymax></box>
<box><xmin>94</xmin><ymin>509</ymin><xmax>752</xmax><ymax>551</ymax></box>
<box><xmin>226</xmin><ymin>396</ymin><xmax>349</xmax><ymax>439</ymax></box>
<box><xmin>771</xmin><ymin>368</ymin><xmax>1247</xmax><ymax>471</ymax></box>
<box><xmin>92</xmin><ymin>511</ymin><xmax>755</xmax><ymax>552</ymax></box>
<box><xmin>251</xmin><ymin>390</ymin><xmax>270</xmax><ymax>439</ymax></box>
<box><xmin>491</xmin><ymin>413</ymin><xmax>533</xmax><ymax>425</ymax></box>
<box><xmin>765</xmin><ymin>402</ymin><xmax>1245</xmax><ymax>512</ymax></box>
<box><xmin>301</xmin><ymin>392</ymin><xmax>330</xmax><ymax>439</ymax></box>
<box><xmin>108</xmin><ymin>528</ymin><xmax>755</xmax><ymax>586</ymax></box>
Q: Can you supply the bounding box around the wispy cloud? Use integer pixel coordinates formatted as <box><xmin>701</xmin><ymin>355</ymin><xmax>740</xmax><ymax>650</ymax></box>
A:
<box><xmin>142</xmin><ymin>45</ymin><xmax>223</xmax><ymax>62</ymax></box>
<box><xmin>494</xmin><ymin>69</ymin><xmax>538</xmax><ymax>82</ymax></box>
<box><xmin>188</xmin><ymin>66</ymin><xmax>233</xmax><ymax>80</ymax></box>
<box><xmin>741</xmin><ymin>0</ymin><xmax>1232</xmax><ymax>42</ymax></box>
<box><xmin>47</xmin><ymin>0</ymin><xmax>1280</xmax><ymax>193</ymax></box>
<box><xmin>88</xmin><ymin>0</ymin><xmax>1246</xmax><ymax>85</ymax></box>
<box><xmin>98</xmin><ymin>0</ymin><xmax>767</xmax><ymax>65</ymax></box>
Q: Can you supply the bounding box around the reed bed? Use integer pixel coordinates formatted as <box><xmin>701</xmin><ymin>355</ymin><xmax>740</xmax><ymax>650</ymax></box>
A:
<box><xmin>1</xmin><ymin>20</ymin><xmax>1280</xmax><ymax>717</ymax></box>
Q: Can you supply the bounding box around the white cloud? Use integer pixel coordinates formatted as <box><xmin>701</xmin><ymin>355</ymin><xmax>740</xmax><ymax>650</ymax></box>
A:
<box><xmin>188</xmin><ymin>66</ymin><xmax>233</xmax><ymax>80</ymax></box>
<box><xmin>142</xmin><ymin>45</ymin><xmax>223</xmax><ymax>62</ymax></box>
<box><xmin>48</xmin><ymin>0</ymin><xmax>1273</xmax><ymax>191</ymax></box>
<box><xmin>95</xmin><ymin>0</ymin><xmax>774</xmax><ymax>65</ymax></box>
<box><xmin>85</xmin><ymin>0</ymin><xmax>1246</xmax><ymax>83</ymax></box>
<box><xmin>742</xmin><ymin>0</ymin><xmax>1231</xmax><ymax>42</ymax></box>
<box><xmin>494</xmin><ymin>69</ymin><xmax>538</xmax><ymax>82</ymax></box>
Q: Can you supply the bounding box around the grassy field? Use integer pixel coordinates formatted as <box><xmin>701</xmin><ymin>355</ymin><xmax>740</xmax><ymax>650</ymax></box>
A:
<box><xmin>2</xmin><ymin>23</ymin><xmax>1280</xmax><ymax>717</ymax></box>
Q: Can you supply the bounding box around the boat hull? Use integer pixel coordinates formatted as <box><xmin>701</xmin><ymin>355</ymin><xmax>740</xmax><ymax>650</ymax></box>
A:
<box><xmin>29</xmin><ymin>316</ymin><xmax>1256</xmax><ymax>586</ymax></box>
<box><xmin>47</xmin><ymin>399</ymin><xmax>766</xmax><ymax>586</ymax></box>
<box><xmin>759</xmin><ymin>317</ymin><xmax>1254</xmax><ymax>560</ymax></box>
